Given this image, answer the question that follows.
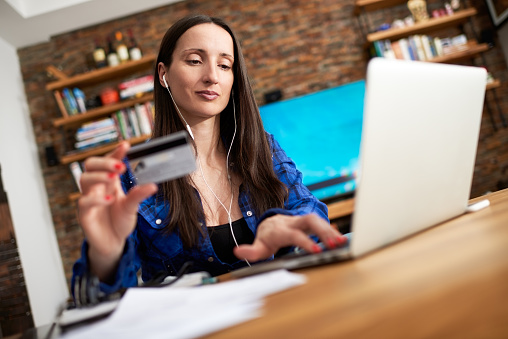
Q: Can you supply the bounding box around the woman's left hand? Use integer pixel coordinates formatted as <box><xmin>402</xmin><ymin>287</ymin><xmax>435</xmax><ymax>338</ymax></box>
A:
<box><xmin>233</xmin><ymin>213</ymin><xmax>346</xmax><ymax>262</ymax></box>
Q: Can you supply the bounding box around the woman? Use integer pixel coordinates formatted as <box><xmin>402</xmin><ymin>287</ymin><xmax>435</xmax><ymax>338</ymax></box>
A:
<box><xmin>72</xmin><ymin>14</ymin><xmax>345</xmax><ymax>296</ymax></box>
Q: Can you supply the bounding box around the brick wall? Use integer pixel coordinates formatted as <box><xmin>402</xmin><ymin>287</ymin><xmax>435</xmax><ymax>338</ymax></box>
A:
<box><xmin>16</xmin><ymin>0</ymin><xmax>508</xmax><ymax>286</ymax></box>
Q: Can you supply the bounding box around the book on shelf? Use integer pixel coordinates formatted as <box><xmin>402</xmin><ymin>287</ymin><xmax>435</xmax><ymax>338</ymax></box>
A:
<box><xmin>451</xmin><ymin>34</ymin><xmax>467</xmax><ymax>46</ymax></box>
<box><xmin>118</xmin><ymin>75</ymin><xmax>154</xmax><ymax>100</ymax></box>
<box><xmin>76</xmin><ymin>124</ymin><xmax>117</xmax><ymax>141</ymax></box>
<box><xmin>127</xmin><ymin>108</ymin><xmax>141</xmax><ymax>137</ymax></box>
<box><xmin>75</xmin><ymin>117</ymin><xmax>118</xmax><ymax>150</ymax></box>
<box><xmin>53</xmin><ymin>91</ymin><xmax>69</xmax><ymax>117</ymax></box>
<box><xmin>372</xmin><ymin>33</ymin><xmax>471</xmax><ymax>62</ymax></box>
<box><xmin>58</xmin><ymin>87</ymin><xmax>88</xmax><ymax>115</ymax></box>
<box><xmin>122</xmin><ymin>109</ymin><xmax>134</xmax><ymax>138</ymax></box>
<box><xmin>77</xmin><ymin>118</ymin><xmax>115</xmax><ymax>133</ymax></box>
<box><xmin>433</xmin><ymin>37</ymin><xmax>444</xmax><ymax>56</ymax></box>
<box><xmin>382</xmin><ymin>40</ymin><xmax>396</xmax><ymax>59</ymax></box>
<box><xmin>70</xmin><ymin>100</ymin><xmax>154</xmax><ymax>153</ymax></box>
<box><xmin>135</xmin><ymin>103</ymin><xmax>153</xmax><ymax>135</ymax></box>
<box><xmin>405</xmin><ymin>38</ymin><xmax>417</xmax><ymax>60</ymax></box>
<box><xmin>411</xmin><ymin>35</ymin><xmax>427</xmax><ymax>61</ymax></box>
<box><xmin>420</xmin><ymin>35</ymin><xmax>433</xmax><ymax>60</ymax></box>
<box><xmin>116</xmin><ymin>110</ymin><xmax>132</xmax><ymax>139</ymax></box>
<box><xmin>407</xmin><ymin>37</ymin><xmax>421</xmax><ymax>60</ymax></box>
<box><xmin>75</xmin><ymin>131</ymin><xmax>119</xmax><ymax>150</ymax></box>
<box><xmin>114</xmin><ymin>103</ymin><xmax>153</xmax><ymax>140</ymax></box>
<box><xmin>427</xmin><ymin>37</ymin><xmax>438</xmax><ymax>58</ymax></box>
<box><xmin>59</xmin><ymin>90</ymin><xmax>74</xmax><ymax>116</ymax></box>
<box><xmin>144</xmin><ymin>101</ymin><xmax>155</xmax><ymax>127</ymax></box>
<box><xmin>111</xmin><ymin>113</ymin><xmax>122</xmax><ymax>138</ymax></box>
<box><xmin>398</xmin><ymin>39</ymin><xmax>412</xmax><ymax>60</ymax></box>
<box><xmin>390</xmin><ymin>40</ymin><xmax>404</xmax><ymax>60</ymax></box>
<box><xmin>73</xmin><ymin>88</ymin><xmax>87</xmax><ymax>113</ymax></box>
<box><xmin>62</xmin><ymin>88</ymin><xmax>79</xmax><ymax>115</ymax></box>
<box><xmin>372</xmin><ymin>40</ymin><xmax>384</xmax><ymax>57</ymax></box>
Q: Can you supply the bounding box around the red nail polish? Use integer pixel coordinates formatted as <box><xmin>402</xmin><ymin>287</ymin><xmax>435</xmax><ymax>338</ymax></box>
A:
<box><xmin>114</xmin><ymin>163</ymin><xmax>123</xmax><ymax>171</ymax></box>
<box><xmin>108</xmin><ymin>172</ymin><xmax>116</xmax><ymax>179</ymax></box>
<box><xmin>105</xmin><ymin>195</ymin><xmax>112</xmax><ymax>201</ymax></box>
<box><xmin>337</xmin><ymin>235</ymin><xmax>347</xmax><ymax>244</ymax></box>
<box><xmin>327</xmin><ymin>238</ymin><xmax>336</xmax><ymax>248</ymax></box>
<box><xmin>311</xmin><ymin>244</ymin><xmax>322</xmax><ymax>253</ymax></box>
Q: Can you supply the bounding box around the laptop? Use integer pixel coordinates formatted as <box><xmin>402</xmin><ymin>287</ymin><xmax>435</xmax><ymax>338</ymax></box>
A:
<box><xmin>232</xmin><ymin>58</ymin><xmax>487</xmax><ymax>278</ymax></box>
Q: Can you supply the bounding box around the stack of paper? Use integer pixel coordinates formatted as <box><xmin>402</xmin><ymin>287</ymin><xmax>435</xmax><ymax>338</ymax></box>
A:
<box><xmin>61</xmin><ymin>269</ymin><xmax>306</xmax><ymax>339</ymax></box>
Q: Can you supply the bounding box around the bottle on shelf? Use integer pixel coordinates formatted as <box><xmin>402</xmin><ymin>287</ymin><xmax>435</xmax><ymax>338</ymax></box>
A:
<box><xmin>115</xmin><ymin>31</ymin><xmax>130</xmax><ymax>64</ymax></box>
<box><xmin>127</xmin><ymin>29</ymin><xmax>143</xmax><ymax>61</ymax></box>
<box><xmin>92</xmin><ymin>38</ymin><xmax>107</xmax><ymax>69</ymax></box>
<box><xmin>106</xmin><ymin>35</ymin><xmax>120</xmax><ymax>67</ymax></box>
<box><xmin>450</xmin><ymin>0</ymin><xmax>461</xmax><ymax>11</ymax></box>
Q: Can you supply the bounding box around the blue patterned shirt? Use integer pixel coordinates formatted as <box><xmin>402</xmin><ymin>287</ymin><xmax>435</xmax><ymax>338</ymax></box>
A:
<box><xmin>72</xmin><ymin>133</ymin><xmax>328</xmax><ymax>294</ymax></box>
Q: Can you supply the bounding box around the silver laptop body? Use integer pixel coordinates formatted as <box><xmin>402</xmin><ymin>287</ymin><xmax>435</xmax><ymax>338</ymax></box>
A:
<box><xmin>232</xmin><ymin>58</ymin><xmax>487</xmax><ymax>278</ymax></box>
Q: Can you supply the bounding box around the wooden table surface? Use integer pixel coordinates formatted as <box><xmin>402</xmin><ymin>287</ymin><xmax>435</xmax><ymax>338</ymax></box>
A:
<box><xmin>205</xmin><ymin>189</ymin><xmax>508</xmax><ymax>338</ymax></box>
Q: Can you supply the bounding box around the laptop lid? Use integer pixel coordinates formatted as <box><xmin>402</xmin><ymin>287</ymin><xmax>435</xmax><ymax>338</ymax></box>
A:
<box><xmin>351</xmin><ymin>58</ymin><xmax>486</xmax><ymax>257</ymax></box>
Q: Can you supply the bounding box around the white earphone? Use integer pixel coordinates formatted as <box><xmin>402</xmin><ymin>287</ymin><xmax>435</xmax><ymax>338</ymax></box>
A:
<box><xmin>162</xmin><ymin>73</ymin><xmax>169</xmax><ymax>89</ymax></box>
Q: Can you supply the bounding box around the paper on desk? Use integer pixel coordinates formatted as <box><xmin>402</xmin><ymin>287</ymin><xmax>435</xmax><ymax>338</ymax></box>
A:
<box><xmin>61</xmin><ymin>269</ymin><xmax>306</xmax><ymax>339</ymax></box>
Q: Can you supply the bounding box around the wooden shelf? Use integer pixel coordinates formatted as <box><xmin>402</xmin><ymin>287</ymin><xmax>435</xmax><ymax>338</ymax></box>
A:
<box><xmin>357</xmin><ymin>3</ymin><xmax>503</xmax><ymax>130</ymax></box>
<box><xmin>53</xmin><ymin>93</ymin><xmax>154</xmax><ymax>128</ymax></box>
<box><xmin>354</xmin><ymin>0</ymin><xmax>407</xmax><ymax>15</ymax></box>
<box><xmin>427</xmin><ymin>41</ymin><xmax>489</xmax><ymax>64</ymax></box>
<box><xmin>367</xmin><ymin>8</ymin><xmax>477</xmax><ymax>43</ymax></box>
<box><xmin>46</xmin><ymin>55</ymin><xmax>157</xmax><ymax>91</ymax></box>
<box><xmin>69</xmin><ymin>192</ymin><xmax>81</xmax><ymax>202</ymax></box>
<box><xmin>60</xmin><ymin>135</ymin><xmax>150</xmax><ymax>165</ymax></box>
<box><xmin>327</xmin><ymin>198</ymin><xmax>355</xmax><ymax>220</ymax></box>
<box><xmin>486</xmin><ymin>79</ymin><xmax>501</xmax><ymax>91</ymax></box>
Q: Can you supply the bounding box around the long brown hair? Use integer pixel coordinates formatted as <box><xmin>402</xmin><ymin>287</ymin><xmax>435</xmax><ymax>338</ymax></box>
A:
<box><xmin>152</xmin><ymin>14</ymin><xmax>287</xmax><ymax>247</ymax></box>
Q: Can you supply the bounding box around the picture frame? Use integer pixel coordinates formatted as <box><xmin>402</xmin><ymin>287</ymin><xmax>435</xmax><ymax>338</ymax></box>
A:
<box><xmin>485</xmin><ymin>0</ymin><xmax>508</xmax><ymax>27</ymax></box>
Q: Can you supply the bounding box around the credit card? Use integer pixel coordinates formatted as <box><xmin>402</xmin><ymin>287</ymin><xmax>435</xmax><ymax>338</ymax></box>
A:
<box><xmin>126</xmin><ymin>131</ymin><xmax>196</xmax><ymax>185</ymax></box>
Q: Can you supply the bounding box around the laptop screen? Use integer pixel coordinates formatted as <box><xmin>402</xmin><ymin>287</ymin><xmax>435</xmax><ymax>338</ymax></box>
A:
<box><xmin>259</xmin><ymin>80</ymin><xmax>365</xmax><ymax>201</ymax></box>
<box><xmin>351</xmin><ymin>58</ymin><xmax>486</xmax><ymax>257</ymax></box>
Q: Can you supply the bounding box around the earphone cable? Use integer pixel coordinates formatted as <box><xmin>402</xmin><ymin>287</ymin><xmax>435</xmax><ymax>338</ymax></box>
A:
<box><xmin>196</xmin><ymin>123</ymin><xmax>251</xmax><ymax>265</ymax></box>
<box><xmin>225</xmin><ymin>95</ymin><xmax>250</xmax><ymax>266</ymax></box>
<box><xmin>164</xmin><ymin>80</ymin><xmax>250</xmax><ymax>266</ymax></box>
<box><xmin>164</xmin><ymin>76</ymin><xmax>194</xmax><ymax>140</ymax></box>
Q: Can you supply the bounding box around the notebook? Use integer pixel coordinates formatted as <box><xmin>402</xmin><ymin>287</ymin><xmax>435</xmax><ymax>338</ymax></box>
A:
<box><xmin>232</xmin><ymin>58</ymin><xmax>487</xmax><ymax>278</ymax></box>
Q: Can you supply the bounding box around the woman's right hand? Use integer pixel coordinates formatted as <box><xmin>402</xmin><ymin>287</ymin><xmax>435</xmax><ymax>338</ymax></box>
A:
<box><xmin>78</xmin><ymin>141</ymin><xmax>157</xmax><ymax>282</ymax></box>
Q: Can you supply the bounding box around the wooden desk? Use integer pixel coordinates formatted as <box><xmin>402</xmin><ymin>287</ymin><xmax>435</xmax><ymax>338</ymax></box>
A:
<box><xmin>206</xmin><ymin>189</ymin><xmax>508</xmax><ymax>338</ymax></box>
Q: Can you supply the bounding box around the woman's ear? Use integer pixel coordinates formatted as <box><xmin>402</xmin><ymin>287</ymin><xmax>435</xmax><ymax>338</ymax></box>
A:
<box><xmin>158</xmin><ymin>62</ymin><xmax>169</xmax><ymax>89</ymax></box>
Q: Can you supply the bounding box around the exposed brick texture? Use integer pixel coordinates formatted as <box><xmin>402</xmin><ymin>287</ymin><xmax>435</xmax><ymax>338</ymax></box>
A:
<box><xmin>16</xmin><ymin>0</ymin><xmax>508</xmax><ymax>288</ymax></box>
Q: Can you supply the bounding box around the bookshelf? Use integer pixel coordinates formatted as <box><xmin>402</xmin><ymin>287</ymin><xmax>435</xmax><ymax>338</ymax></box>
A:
<box><xmin>354</xmin><ymin>0</ymin><xmax>504</xmax><ymax>127</ymax></box>
<box><xmin>354</xmin><ymin>0</ymin><xmax>407</xmax><ymax>14</ymax></box>
<box><xmin>365</xmin><ymin>8</ymin><xmax>477</xmax><ymax>42</ymax></box>
<box><xmin>46</xmin><ymin>55</ymin><xmax>156</xmax><ymax>91</ymax></box>
<box><xmin>59</xmin><ymin>135</ymin><xmax>150</xmax><ymax>165</ymax></box>
<box><xmin>46</xmin><ymin>55</ymin><xmax>157</xmax><ymax>200</ymax></box>
<box><xmin>53</xmin><ymin>92</ymin><xmax>154</xmax><ymax>128</ymax></box>
<box><xmin>63</xmin><ymin>134</ymin><xmax>150</xmax><ymax>201</ymax></box>
<box><xmin>426</xmin><ymin>40</ymin><xmax>488</xmax><ymax>64</ymax></box>
<box><xmin>47</xmin><ymin>54</ymin><xmax>156</xmax><ymax>158</ymax></box>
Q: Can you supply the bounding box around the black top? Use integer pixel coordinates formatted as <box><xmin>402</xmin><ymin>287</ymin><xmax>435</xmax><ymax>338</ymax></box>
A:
<box><xmin>207</xmin><ymin>218</ymin><xmax>254</xmax><ymax>265</ymax></box>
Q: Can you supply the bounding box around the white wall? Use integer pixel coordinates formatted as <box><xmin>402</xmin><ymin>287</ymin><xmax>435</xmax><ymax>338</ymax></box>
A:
<box><xmin>0</xmin><ymin>0</ymin><xmax>183</xmax><ymax>48</ymax></box>
<box><xmin>5</xmin><ymin>0</ymin><xmax>91</xmax><ymax>18</ymax></box>
<box><xmin>0</xmin><ymin>36</ymin><xmax>68</xmax><ymax>328</ymax></box>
